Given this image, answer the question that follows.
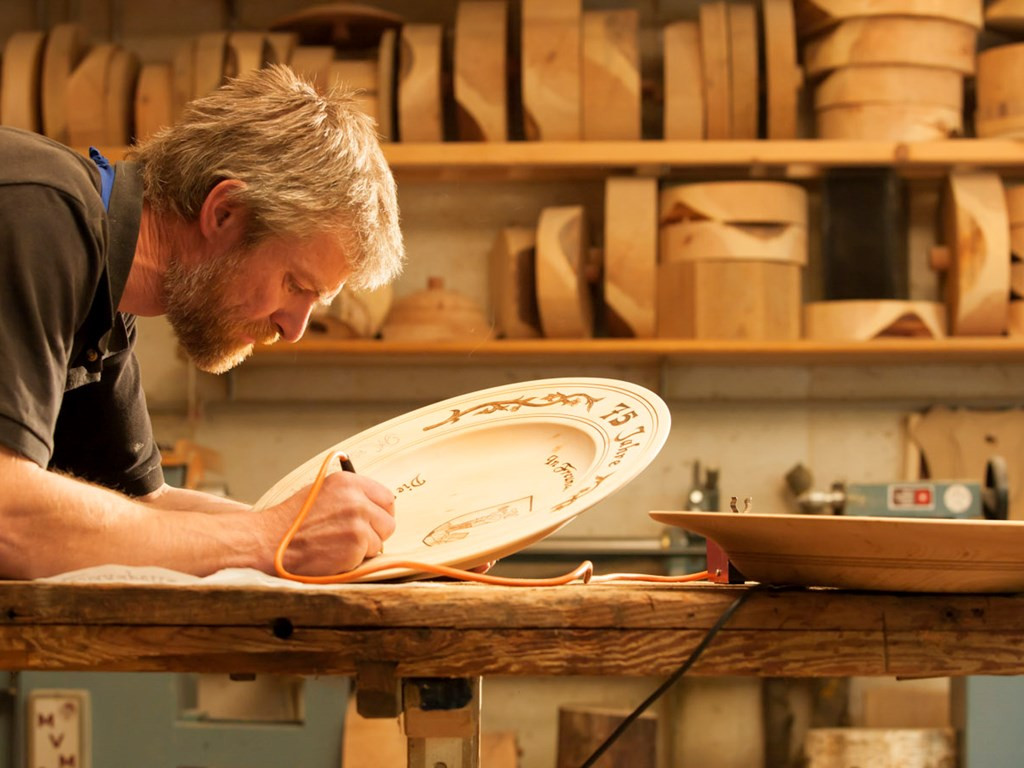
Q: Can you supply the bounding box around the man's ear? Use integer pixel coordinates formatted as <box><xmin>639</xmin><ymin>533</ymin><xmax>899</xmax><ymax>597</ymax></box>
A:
<box><xmin>198</xmin><ymin>179</ymin><xmax>248</xmax><ymax>245</ymax></box>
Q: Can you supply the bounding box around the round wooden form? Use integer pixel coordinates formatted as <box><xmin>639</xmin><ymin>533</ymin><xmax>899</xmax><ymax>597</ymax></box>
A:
<box><xmin>105</xmin><ymin>48</ymin><xmax>139</xmax><ymax>145</ymax></box>
<box><xmin>937</xmin><ymin>172</ymin><xmax>1011</xmax><ymax>335</ymax></box>
<box><xmin>454</xmin><ymin>0</ymin><xmax>509</xmax><ymax>141</ymax></box>
<box><xmin>134</xmin><ymin>63</ymin><xmax>174</xmax><ymax>142</ymax></box>
<box><xmin>226</xmin><ymin>32</ymin><xmax>273</xmax><ymax>79</ymax></box>
<box><xmin>816</xmin><ymin>102</ymin><xmax>962</xmax><ymax>140</ymax></box>
<box><xmin>323</xmin><ymin>283</ymin><xmax>393</xmax><ymax>339</ymax></box>
<box><xmin>172</xmin><ymin>38</ymin><xmax>196</xmax><ymax>121</ymax></box>
<box><xmin>985</xmin><ymin>0</ymin><xmax>1024</xmax><ymax>33</ymax></box>
<box><xmin>662</xmin><ymin>21</ymin><xmax>704</xmax><ymax>140</ymax></box>
<box><xmin>605</xmin><ymin>177</ymin><xmax>657</xmax><ymax>338</ymax></box>
<box><xmin>804</xmin><ymin>300</ymin><xmax>947</xmax><ymax>340</ymax></box>
<box><xmin>193</xmin><ymin>31</ymin><xmax>228</xmax><ymax>99</ymax></box>
<box><xmin>42</xmin><ymin>23</ymin><xmax>89</xmax><ymax>143</ymax></box>
<box><xmin>814</xmin><ymin>65</ymin><xmax>963</xmax><ymax>109</ymax></box>
<box><xmin>289</xmin><ymin>46</ymin><xmax>335</xmax><ymax>89</ymax></box>
<box><xmin>581</xmin><ymin>8</ymin><xmax>642</xmax><ymax>141</ymax></box>
<box><xmin>976</xmin><ymin>44</ymin><xmax>1024</xmax><ymax>138</ymax></box>
<box><xmin>521</xmin><ymin>0</ymin><xmax>582</xmax><ymax>141</ymax></box>
<box><xmin>660</xmin><ymin>220</ymin><xmax>808</xmax><ymax>265</ymax></box>
<box><xmin>1</xmin><ymin>30</ymin><xmax>47</xmax><ymax>133</ymax></box>
<box><xmin>700</xmin><ymin>1</ymin><xmax>732</xmax><ymax>139</ymax></box>
<box><xmin>660</xmin><ymin>181</ymin><xmax>809</xmax><ymax>227</ymax></box>
<box><xmin>763</xmin><ymin>0</ymin><xmax>802</xmax><ymax>139</ymax></box>
<box><xmin>268</xmin><ymin>3</ymin><xmax>402</xmax><ymax>48</ymax></box>
<box><xmin>398</xmin><ymin>24</ymin><xmax>444</xmax><ymax>142</ymax></box>
<box><xmin>489</xmin><ymin>227</ymin><xmax>541</xmax><ymax>339</ymax></box>
<box><xmin>802</xmin><ymin>17</ymin><xmax>977</xmax><ymax>77</ymax></box>
<box><xmin>728</xmin><ymin>3</ymin><xmax>759</xmax><ymax>139</ymax></box>
<box><xmin>66</xmin><ymin>44</ymin><xmax>117</xmax><ymax>147</ymax></box>
<box><xmin>536</xmin><ymin>205</ymin><xmax>593</xmax><ymax>339</ymax></box>
<box><xmin>794</xmin><ymin>0</ymin><xmax>984</xmax><ymax>37</ymax></box>
<box><xmin>1013</xmin><ymin>226</ymin><xmax>1024</xmax><ymax>259</ymax></box>
<box><xmin>376</xmin><ymin>28</ymin><xmax>397</xmax><ymax>141</ymax></box>
<box><xmin>1010</xmin><ymin>300</ymin><xmax>1024</xmax><ymax>336</ymax></box>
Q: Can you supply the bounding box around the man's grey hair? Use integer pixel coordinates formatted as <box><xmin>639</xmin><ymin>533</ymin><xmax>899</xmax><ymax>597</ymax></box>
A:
<box><xmin>128</xmin><ymin>64</ymin><xmax>403</xmax><ymax>289</ymax></box>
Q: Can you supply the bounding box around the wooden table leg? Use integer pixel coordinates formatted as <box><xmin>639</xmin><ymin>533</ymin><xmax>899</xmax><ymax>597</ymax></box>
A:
<box><xmin>403</xmin><ymin>677</ymin><xmax>481</xmax><ymax>768</ymax></box>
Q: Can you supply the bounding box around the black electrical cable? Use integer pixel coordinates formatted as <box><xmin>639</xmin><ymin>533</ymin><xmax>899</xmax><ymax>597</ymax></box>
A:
<box><xmin>576</xmin><ymin>586</ymin><xmax>760</xmax><ymax>768</ymax></box>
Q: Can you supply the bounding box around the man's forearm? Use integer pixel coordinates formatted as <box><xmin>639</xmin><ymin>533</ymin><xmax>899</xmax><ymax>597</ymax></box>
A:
<box><xmin>139</xmin><ymin>483</ymin><xmax>252</xmax><ymax>514</ymax></box>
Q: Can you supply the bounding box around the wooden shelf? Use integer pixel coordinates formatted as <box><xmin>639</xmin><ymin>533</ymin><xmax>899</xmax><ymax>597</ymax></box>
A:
<box><xmin>250</xmin><ymin>336</ymin><xmax>1024</xmax><ymax>366</ymax></box>
<box><xmin>89</xmin><ymin>139</ymin><xmax>1024</xmax><ymax>179</ymax></box>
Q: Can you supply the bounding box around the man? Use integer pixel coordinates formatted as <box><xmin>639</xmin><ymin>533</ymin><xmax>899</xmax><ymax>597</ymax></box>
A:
<box><xmin>0</xmin><ymin>65</ymin><xmax>404</xmax><ymax>580</ymax></box>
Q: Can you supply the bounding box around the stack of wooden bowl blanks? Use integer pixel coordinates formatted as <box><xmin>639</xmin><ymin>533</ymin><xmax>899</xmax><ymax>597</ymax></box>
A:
<box><xmin>657</xmin><ymin>181</ymin><xmax>808</xmax><ymax>340</ymax></box>
<box><xmin>795</xmin><ymin>0</ymin><xmax>983</xmax><ymax>140</ymax></box>
<box><xmin>380</xmin><ymin>276</ymin><xmax>493</xmax><ymax>342</ymax></box>
<box><xmin>1006</xmin><ymin>184</ymin><xmax>1024</xmax><ymax>335</ymax></box>
<box><xmin>663</xmin><ymin>0</ymin><xmax>800</xmax><ymax>140</ymax></box>
<box><xmin>976</xmin><ymin>43</ymin><xmax>1024</xmax><ymax>138</ymax></box>
<box><xmin>930</xmin><ymin>172</ymin><xmax>1010</xmax><ymax>335</ymax></box>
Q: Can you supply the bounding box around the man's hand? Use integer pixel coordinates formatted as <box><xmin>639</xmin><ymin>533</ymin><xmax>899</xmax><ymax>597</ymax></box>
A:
<box><xmin>263</xmin><ymin>470</ymin><xmax>396</xmax><ymax>576</ymax></box>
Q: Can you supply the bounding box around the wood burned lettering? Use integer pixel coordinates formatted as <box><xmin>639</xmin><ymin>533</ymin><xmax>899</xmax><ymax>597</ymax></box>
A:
<box><xmin>599</xmin><ymin>402</ymin><xmax>648</xmax><ymax>467</ymax></box>
<box><xmin>546</xmin><ymin>454</ymin><xmax>577</xmax><ymax>490</ymax></box>
<box><xmin>395</xmin><ymin>473</ymin><xmax>426</xmax><ymax>494</ymax></box>
<box><xmin>422</xmin><ymin>497</ymin><xmax>533</xmax><ymax>546</ymax></box>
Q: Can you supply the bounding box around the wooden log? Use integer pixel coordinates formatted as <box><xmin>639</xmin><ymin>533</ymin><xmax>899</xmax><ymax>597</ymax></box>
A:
<box><xmin>521</xmin><ymin>0</ymin><xmax>582</xmax><ymax>140</ymax></box>
<box><xmin>582</xmin><ymin>9</ymin><xmax>641</xmax><ymax>140</ymax></box>
<box><xmin>662</xmin><ymin>21</ymin><xmax>704</xmax><ymax>140</ymax></box>
<box><xmin>556</xmin><ymin>706</ymin><xmax>656</xmax><ymax>768</ymax></box>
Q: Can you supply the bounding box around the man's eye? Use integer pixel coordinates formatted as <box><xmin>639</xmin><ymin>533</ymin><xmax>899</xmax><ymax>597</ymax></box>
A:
<box><xmin>287</xmin><ymin>276</ymin><xmax>304</xmax><ymax>294</ymax></box>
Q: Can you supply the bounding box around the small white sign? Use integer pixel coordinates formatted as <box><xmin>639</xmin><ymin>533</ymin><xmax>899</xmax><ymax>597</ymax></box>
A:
<box><xmin>27</xmin><ymin>690</ymin><xmax>90</xmax><ymax>768</ymax></box>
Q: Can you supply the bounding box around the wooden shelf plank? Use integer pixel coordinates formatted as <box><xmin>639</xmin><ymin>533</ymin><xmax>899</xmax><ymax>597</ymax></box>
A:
<box><xmin>83</xmin><ymin>139</ymin><xmax>1024</xmax><ymax>177</ymax></box>
<box><xmin>250</xmin><ymin>337</ymin><xmax>1024</xmax><ymax>366</ymax></box>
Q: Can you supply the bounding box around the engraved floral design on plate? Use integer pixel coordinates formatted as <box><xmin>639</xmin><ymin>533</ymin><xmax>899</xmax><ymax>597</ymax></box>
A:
<box><xmin>254</xmin><ymin>378</ymin><xmax>670</xmax><ymax>581</ymax></box>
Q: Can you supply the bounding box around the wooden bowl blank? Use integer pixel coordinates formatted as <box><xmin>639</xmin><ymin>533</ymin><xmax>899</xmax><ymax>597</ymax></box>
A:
<box><xmin>1</xmin><ymin>30</ymin><xmax>47</xmax><ymax>133</ymax></box>
<box><xmin>816</xmin><ymin>102</ymin><xmax>962</xmax><ymax>140</ymax></box>
<box><xmin>398</xmin><ymin>24</ymin><xmax>444</xmax><ymax>142</ymax></box>
<box><xmin>582</xmin><ymin>8</ymin><xmax>641</xmax><ymax>140</ymax></box>
<box><xmin>976</xmin><ymin>44</ymin><xmax>1024</xmax><ymax>138</ymax></box>
<box><xmin>536</xmin><ymin>205</ymin><xmax>593</xmax><ymax>339</ymax></box>
<box><xmin>763</xmin><ymin>0</ymin><xmax>801</xmax><ymax>138</ymax></box>
<box><xmin>795</xmin><ymin>0</ymin><xmax>983</xmax><ymax>38</ymax></box>
<box><xmin>42</xmin><ymin>23</ymin><xmax>89</xmax><ymax>143</ymax></box>
<box><xmin>662</xmin><ymin>21</ymin><xmax>704</xmax><ymax>140</ymax></box>
<box><xmin>814</xmin><ymin>65</ymin><xmax>963</xmax><ymax>109</ymax></box>
<box><xmin>802</xmin><ymin>17</ymin><xmax>977</xmax><ymax>77</ymax></box>
<box><xmin>454</xmin><ymin>0</ymin><xmax>509</xmax><ymax>142</ymax></box>
<box><xmin>521</xmin><ymin>0</ymin><xmax>582</xmax><ymax>141</ymax></box>
<box><xmin>985</xmin><ymin>0</ymin><xmax>1024</xmax><ymax>33</ymax></box>
<box><xmin>660</xmin><ymin>181</ymin><xmax>809</xmax><ymax>227</ymax></box>
<box><xmin>660</xmin><ymin>220</ymin><xmax>808</xmax><ymax>265</ymax></box>
<box><xmin>804</xmin><ymin>300</ymin><xmax>947</xmax><ymax>340</ymax></box>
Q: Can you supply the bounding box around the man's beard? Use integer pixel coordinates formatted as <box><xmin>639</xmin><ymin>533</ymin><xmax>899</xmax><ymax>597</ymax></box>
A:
<box><xmin>163</xmin><ymin>247</ymin><xmax>279</xmax><ymax>374</ymax></box>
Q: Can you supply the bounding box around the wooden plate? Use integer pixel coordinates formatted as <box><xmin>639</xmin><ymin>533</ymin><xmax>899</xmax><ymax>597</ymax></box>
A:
<box><xmin>650</xmin><ymin>511</ymin><xmax>1024</xmax><ymax>592</ymax></box>
<box><xmin>254</xmin><ymin>378</ymin><xmax>671</xmax><ymax>581</ymax></box>
<box><xmin>454</xmin><ymin>0</ymin><xmax>509</xmax><ymax>141</ymax></box>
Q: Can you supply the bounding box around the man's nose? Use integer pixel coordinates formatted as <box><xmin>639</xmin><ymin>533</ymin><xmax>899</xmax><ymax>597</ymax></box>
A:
<box><xmin>271</xmin><ymin>298</ymin><xmax>316</xmax><ymax>343</ymax></box>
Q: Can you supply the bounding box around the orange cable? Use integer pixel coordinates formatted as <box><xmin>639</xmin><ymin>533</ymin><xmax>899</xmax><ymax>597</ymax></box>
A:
<box><xmin>272</xmin><ymin>450</ymin><xmax>710</xmax><ymax>587</ymax></box>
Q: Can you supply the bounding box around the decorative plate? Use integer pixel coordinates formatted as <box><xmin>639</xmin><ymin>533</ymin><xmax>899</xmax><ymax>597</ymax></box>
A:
<box><xmin>255</xmin><ymin>378</ymin><xmax>670</xmax><ymax>581</ymax></box>
<box><xmin>650</xmin><ymin>511</ymin><xmax>1024</xmax><ymax>593</ymax></box>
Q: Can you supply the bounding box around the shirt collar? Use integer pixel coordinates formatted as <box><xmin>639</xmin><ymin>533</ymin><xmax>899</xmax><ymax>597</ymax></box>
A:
<box><xmin>104</xmin><ymin>160</ymin><xmax>144</xmax><ymax>316</ymax></box>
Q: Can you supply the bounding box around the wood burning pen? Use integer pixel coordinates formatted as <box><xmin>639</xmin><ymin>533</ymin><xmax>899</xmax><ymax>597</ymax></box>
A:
<box><xmin>338</xmin><ymin>454</ymin><xmax>355</xmax><ymax>473</ymax></box>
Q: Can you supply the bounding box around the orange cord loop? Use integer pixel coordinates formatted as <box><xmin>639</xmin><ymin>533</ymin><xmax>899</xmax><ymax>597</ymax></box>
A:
<box><xmin>273</xmin><ymin>450</ymin><xmax>709</xmax><ymax>587</ymax></box>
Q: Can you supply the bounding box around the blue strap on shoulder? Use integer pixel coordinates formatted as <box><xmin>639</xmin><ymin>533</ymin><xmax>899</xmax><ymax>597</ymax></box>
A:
<box><xmin>88</xmin><ymin>147</ymin><xmax>115</xmax><ymax>211</ymax></box>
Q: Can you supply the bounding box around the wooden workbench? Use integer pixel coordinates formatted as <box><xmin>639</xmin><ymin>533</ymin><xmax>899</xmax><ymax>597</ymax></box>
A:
<box><xmin>2</xmin><ymin>580</ymin><xmax>1022</xmax><ymax>765</ymax></box>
